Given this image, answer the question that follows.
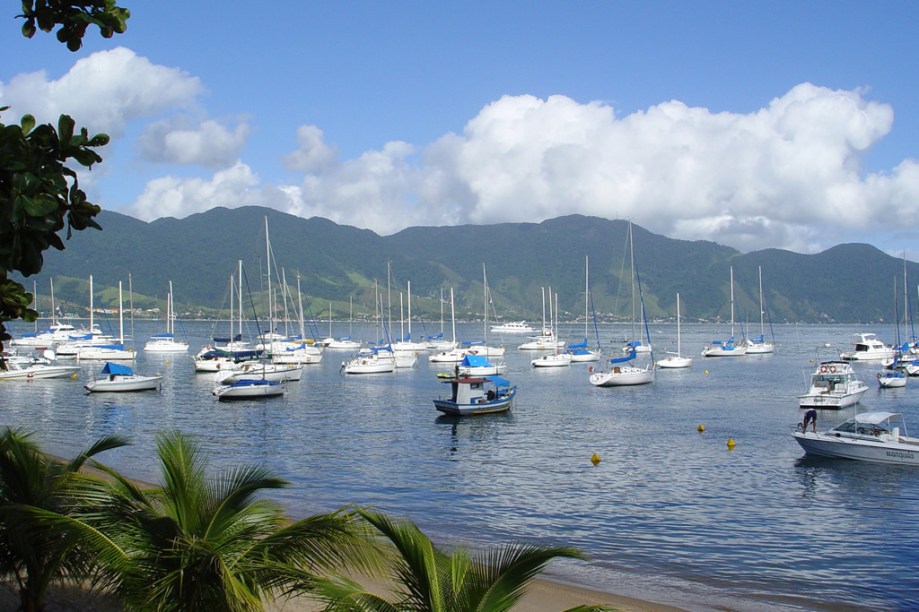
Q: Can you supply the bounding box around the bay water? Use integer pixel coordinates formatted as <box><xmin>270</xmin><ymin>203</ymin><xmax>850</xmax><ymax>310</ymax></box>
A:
<box><xmin>3</xmin><ymin>320</ymin><xmax>918</xmax><ymax>611</ymax></box>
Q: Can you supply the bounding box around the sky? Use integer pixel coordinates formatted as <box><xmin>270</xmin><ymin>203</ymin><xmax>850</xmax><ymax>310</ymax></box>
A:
<box><xmin>2</xmin><ymin>1</ymin><xmax>919</xmax><ymax>257</ymax></box>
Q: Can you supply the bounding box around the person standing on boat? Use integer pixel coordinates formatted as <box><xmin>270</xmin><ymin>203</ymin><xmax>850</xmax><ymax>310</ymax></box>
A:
<box><xmin>802</xmin><ymin>409</ymin><xmax>817</xmax><ymax>433</ymax></box>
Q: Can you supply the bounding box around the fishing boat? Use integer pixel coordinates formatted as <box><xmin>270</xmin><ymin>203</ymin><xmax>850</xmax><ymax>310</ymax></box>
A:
<box><xmin>798</xmin><ymin>360</ymin><xmax>869</xmax><ymax>409</ymax></box>
<box><xmin>433</xmin><ymin>375</ymin><xmax>516</xmax><ymax>416</ymax></box>
<box><xmin>657</xmin><ymin>293</ymin><xmax>692</xmax><ymax>369</ymax></box>
<box><xmin>212</xmin><ymin>378</ymin><xmax>284</xmax><ymax>400</ymax></box>
<box><xmin>84</xmin><ymin>361</ymin><xmax>162</xmax><ymax>392</ymax></box>
<box><xmin>793</xmin><ymin>412</ymin><xmax>919</xmax><ymax>465</ymax></box>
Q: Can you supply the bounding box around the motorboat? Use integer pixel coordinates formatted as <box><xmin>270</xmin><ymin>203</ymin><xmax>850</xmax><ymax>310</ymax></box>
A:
<box><xmin>84</xmin><ymin>362</ymin><xmax>162</xmax><ymax>392</ymax></box>
<box><xmin>213</xmin><ymin>378</ymin><xmax>284</xmax><ymax>400</ymax></box>
<box><xmin>0</xmin><ymin>360</ymin><xmax>80</xmax><ymax>381</ymax></box>
<box><xmin>589</xmin><ymin>346</ymin><xmax>654</xmax><ymax>386</ymax></box>
<box><xmin>433</xmin><ymin>375</ymin><xmax>516</xmax><ymax>416</ymax></box>
<box><xmin>798</xmin><ymin>360</ymin><xmax>869</xmax><ymax>409</ymax></box>
<box><xmin>877</xmin><ymin>369</ymin><xmax>907</xmax><ymax>388</ymax></box>
<box><xmin>489</xmin><ymin>321</ymin><xmax>535</xmax><ymax>335</ymax></box>
<box><xmin>839</xmin><ymin>332</ymin><xmax>896</xmax><ymax>361</ymax></box>
<box><xmin>793</xmin><ymin>412</ymin><xmax>919</xmax><ymax>465</ymax></box>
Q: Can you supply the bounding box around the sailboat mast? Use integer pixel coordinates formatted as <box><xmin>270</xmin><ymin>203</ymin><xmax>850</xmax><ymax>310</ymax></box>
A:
<box><xmin>407</xmin><ymin>280</ymin><xmax>412</xmax><ymax>340</ymax></box>
<box><xmin>237</xmin><ymin>260</ymin><xmax>243</xmax><ymax>341</ymax></box>
<box><xmin>729</xmin><ymin>266</ymin><xmax>736</xmax><ymax>339</ymax></box>
<box><xmin>676</xmin><ymin>293</ymin><xmax>682</xmax><ymax>356</ymax></box>
<box><xmin>89</xmin><ymin>275</ymin><xmax>94</xmax><ymax>332</ymax></box>
<box><xmin>584</xmin><ymin>256</ymin><xmax>589</xmax><ymax>339</ymax></box>
<box><xmin>758</xmin><ymin>266</ymin><xmax>765</xmax><ymax>336</ymax></box>
<box><xmin>483</xmin><ymin>263</ymin><xmax>488</xmax><ymax>341</ymax></box>
<box><xmin>450</xmin><ymin>287</ymin><xmax>456</xmax><ymax>344</ymax></box>
<box><xmin>264</xmin><ymin>217</ymin><xmax>273</xmax><ymax>340</ymax></box>
<box><xmin>118</xmin><ymin>281</ymin><xmax>124</xmax><ymax>343</ymax></box>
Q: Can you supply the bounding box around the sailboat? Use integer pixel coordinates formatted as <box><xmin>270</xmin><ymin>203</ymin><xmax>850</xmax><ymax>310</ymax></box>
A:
<box><xmin>532</xmin><ymin>291</ymin><xmax>572</xmax><ymax>367</ymax></box>
<box><xmin>428</xmin><ymin>288</ymin><xmax>467</xmax><ymax>364</ymax></box>
<box><xmin>657</xmin><ymin>293</ymin><xmax>692</xmax><ymax>369</ymax></box>
<box><xmin>701</xmin><ymin>266</ymin><xmax>747</xmax><ymax>357</ymax></box>
<box><xmin>568</xmin><ymin>256</ymin><xmax>601</xmax><ymax>363</ymax></box>
<box><xmin>469</xmin><ymin>264</ymin><xmax>506</xmax><ymax>357</ymax></box>
<box><xmin>589</xmin><ymin>222</ymin><xmax>654</xmax><ymax>386</ymax></box>
<box><xmin>76</xmin><ymin>281</ymin><xmax>136</xmax><ymax>360</ymax></box>
<box><xmin>325</xmin><ymin>297</ymin><xmax>362</xmax><ymax>350</ymax></box>
<box><xmin>743</xmin><ymin>266</ymin><xmax>775</xmax><ymax>354</ymax></box>
<box><xmin>143</xmin><ymin>281</ymin><xmax>189</xmax><ymax>353</ymax></box>
<box><xmin>518</xmin><ymin>287</ymin><xmax>565</xmax><ymax>351</ymax></box>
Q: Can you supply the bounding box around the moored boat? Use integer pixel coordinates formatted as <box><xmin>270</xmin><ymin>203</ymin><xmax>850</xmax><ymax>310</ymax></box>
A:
<box><xmin>0</xmin><ymin>360</ymin><xmax>81</xmax><ymax>381</ymax></box>
<box><xmin>839</xmin><ymin>332</ymin><xmax>896</xmax><ymax>361</ymax></box>
<box><xmin>798</xmin><ymin>360</ymin><xmax>868</xmax><ymax>409</ymax></box>
<box><xmin>433</xmin><ymin>375</ymin><xmax>516</xmax><ymax>416</ymax></box>
<box><xmin>84</xmin><ymin>361</ymin><xmax>162</xmax><ymax>392</ymax></box>
<box><xmin>793</xmin><ymin>411</ymin><xmax>919</xmax><ymax>465</ymax></box>
<box><xmin>213</xmin><ymin>378</ymin><xmax>284</xmax><ymax>400</ymax></box>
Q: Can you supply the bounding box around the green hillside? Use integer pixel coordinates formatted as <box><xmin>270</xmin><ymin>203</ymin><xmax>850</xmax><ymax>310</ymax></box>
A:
<box><xmin>18</xmin><ymin>206</ymin><xmax>917</xmax><ymax>324</ymax></box>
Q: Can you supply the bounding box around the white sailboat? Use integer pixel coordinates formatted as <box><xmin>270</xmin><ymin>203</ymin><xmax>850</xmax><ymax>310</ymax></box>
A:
<box><xmin>568</xmin><ymin>255</ymin><xmax>601</xmax><ymax>363</ymax></box>
<box><xmin>744</xmin><ymin>266</ymin><xmax>775</xmax><ymax>354</ymax></box>
<box><xmin>701</xmin><ymin>266</ymin><xmax>747</xmax><ymax>357</ymax></box>
<box><xmin>76</xmin><ymin>281</ymin><xmax>135</xmax><ymax>360</ymax></box>
<box><xmin>589</xmin><ymin>222</ymin><xmax>654</xmax><ymax>386</ymax></box>
<box><xmin>144</xmin><ymin>281</ymin><xmax>189</xmax><ymax>353</ymax></box>
<box><xmin>532</xmin><ymin>291</ymin><xmax>572</xmax><ymax>367</ymax></box>
<box><xmin>657</xmin><ymin>293</ymin><xmax>692</xmax><ymax>369</ymax></box>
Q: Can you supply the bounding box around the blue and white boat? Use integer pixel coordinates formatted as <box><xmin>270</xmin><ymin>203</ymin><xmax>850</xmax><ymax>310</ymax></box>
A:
<box><xmin>84</xmin><ymin>362</ymin><xmax>161</xmax><ymax>393</ymax></box>
<box><xmin>213</xmin><ymin>378</ymin><xmax>284</xmax><ymax>400</ymax></box>
<box><xmin>433</xmin><ymin>375</ymin><xmax>516</xmax><ymax>416</ymax></box>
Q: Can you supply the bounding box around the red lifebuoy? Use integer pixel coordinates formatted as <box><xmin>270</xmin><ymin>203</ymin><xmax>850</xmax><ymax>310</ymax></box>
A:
<box><xmin>588</xmin><ymin>366</ymin><xmax>594</xmax><ymax>373</ymax></box>
<box><xmin>819</xmin><ymin>365</ymin><xmax>828</xmax><ymax>373</ymax></box>
<box><xmin>828</xmin><ymin>365</ymin><xmax>837</xmax><ymax>373</ymax></box>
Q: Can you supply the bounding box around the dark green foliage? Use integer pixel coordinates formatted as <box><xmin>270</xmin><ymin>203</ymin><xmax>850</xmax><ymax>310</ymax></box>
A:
<box><xmin>18</xmin><ymin>0</ymin><xmax>130</xmax><ymax>51</ymax></box>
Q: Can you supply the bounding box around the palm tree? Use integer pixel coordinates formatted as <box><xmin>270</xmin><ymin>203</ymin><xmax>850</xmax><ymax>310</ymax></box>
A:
<box><xmin>65</xmin><ymin>431</ymin><xmax>381</xmax><ymax>611</ymax></box>
<box><xmin>311</xmin><ymin>508</ymin><xmax>610</xmax><ymax>612</ymax></box>
<box><xmin>0</xmin><ymin>427</ymin><xmax>128</xmax><ymax>612</ymax></box>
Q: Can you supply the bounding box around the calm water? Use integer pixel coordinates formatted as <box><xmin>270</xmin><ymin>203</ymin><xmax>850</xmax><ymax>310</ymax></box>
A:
<box><xmin>4</xmin><ymin>320</ymin><xmax>919</xmax><ymax>611</ymax></box>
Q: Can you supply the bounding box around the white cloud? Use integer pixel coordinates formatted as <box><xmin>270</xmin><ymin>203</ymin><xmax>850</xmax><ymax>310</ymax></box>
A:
<box><xmin>137</xmin><ymin>117</ymin><xmax>249</xmax><ymax>168</ymax></box>
<box><xmin>124</xmin><ymin>83</ymin><xmax>919</xmax><ymax>253</ymax></box>
<box><xmin>0</xmin><ymin>47</ymin><xmax>202</xmax><ymax>136</ymax></box>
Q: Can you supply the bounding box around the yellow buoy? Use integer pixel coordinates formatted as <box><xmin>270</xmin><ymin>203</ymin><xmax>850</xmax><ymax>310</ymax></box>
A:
<box><xmin>591</xmin><ymin>453</ymin><xmax>601</xmax><ymax>465</ymax></box>
<box><xmin>697</xmin><ymin>424</ymin><xmax>705</xmax><ymax>432</ymax></box>
<box><xmin>727</xmin><ymin>438</ymin><xmax>736</xmax><ymax>449</ymax></box>
<box><xmin>704</xmin><ymin>369</ymin><xmax>709</xmax><ymax>375</ymax></box>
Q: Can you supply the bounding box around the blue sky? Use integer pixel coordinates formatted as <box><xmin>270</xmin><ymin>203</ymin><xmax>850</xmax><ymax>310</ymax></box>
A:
<box><xmin>2</xmin><ymin>1</ymin><xmax>918</xmax><ymax>256</ymax></box>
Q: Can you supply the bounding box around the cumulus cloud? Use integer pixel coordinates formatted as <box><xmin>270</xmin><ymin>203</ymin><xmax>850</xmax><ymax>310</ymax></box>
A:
<box><xmin>137</xmin><ymin>117</ymin><xmax>249</xmax><ymax>168</ymax></box>
<box><xmin>0</xmin><ymin>47</ymin><xmax>202</xmax><ymax>135</ymax></box>
<box><xmin>125</xmin><ymin>83</ymin><xmax>919</xmax><ymax>253</ymax></box>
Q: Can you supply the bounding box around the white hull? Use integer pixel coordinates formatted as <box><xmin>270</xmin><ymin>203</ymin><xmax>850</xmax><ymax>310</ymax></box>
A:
<box><xmin>0</xmin><ymin>364</ymin><xmax>80</xmax><ymax>380</ymax></box>
<box><xmin>143</xmin><ymin>340</ymin><xmax>189</xmax><ymax>353</ymax></box>
<box><xmin>657</xmin><ymin>355</ymin><xmax>692</xmax><ymax>369</ymax></box>
<box><xmin>794</xmin><ymin>430</ymin><xmax>919</xmax><ymax>465</ymax></box>
<box><xmin>701</xmin><ymin>345</ymin><xmax>746</xmax><ymax>357</ymax></box>
<box><xmin>213</xmin><ymin>380</ymin><xmax>284</xmax><ymax>400</ymax></box>
<box><xmin>744</xmin><ymin>342</ymin><xmax>775</xmax><ymax>354</ymax></box>
<box><xmin>589</xmin><ymin>366</ymin><xmax>654</xmax><ymax>386</ymax></box>
<box><xmin>531</xmin><ymin>354</ymin><xmax>572</xmax><ymax>367</ymax></box>
<box><xmin>77</xmin><ymin>347</ymin><xmax>136</xmax><ymax>360</ymax></box>
<box><xmin>798</xmin><ymin>360</ymin><xmax>868</xmax><ymax>409</ymax></box>
<box><xmin>325</xmin><ymin>339</ymin><xmax>362</xmax><ymax>350</ymax></box>
<box><xmin>568</xmin><ymin>350</ymin><xmax>601</xmax><ymax>363</ymax></box>
<box><xmin>85</xmin><ymin>374</ymin><xmax>162</xmax><ymax>392</ymax></box>
<box><xmin>341</xmin><ymin>354</ymin><xmax>396</xmax><ymax>374</ymax></box>
<box><xmin>216</xmin><ymin>363</ymin><xmax>303</xmax><ymax>384</ymax></box>
<box><xmin>878</xmin><ymin>372</ymin><xmax>907</xmax><ymax>388</ymax></box>
<box><xmin>490</xmin><ymin>322</ymin><xmax>535</xmax><ymax>335</ymax></box>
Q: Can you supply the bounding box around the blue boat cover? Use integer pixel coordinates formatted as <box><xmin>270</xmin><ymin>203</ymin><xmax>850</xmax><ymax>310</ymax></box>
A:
<box><xmin>568</xmin><ymin>339</ymin><xmax>588</xmax><ymax>349</ymax></box>
<box><xmin>150</xmin><ymin>333</ymin><xmax>174</xmax><ymax>339</ymax></box>
<box><xmin>100</xmin><ymin>362</ymin><xmax>133</xmax><ymax>375</ymax></box>
<box><xmin>460</xmin><ymin>354</ymin><xmax>491</xmax><ymax>367</ymax></box>
<box><xmin>610</xmin><ymin>347</ymin><xmax>637</xmax><ymax>365</ymax></box>
<box><xmin>484</xmin><ymin>375</ymin><xmax>510</xmax><ymax>387</ymax></box>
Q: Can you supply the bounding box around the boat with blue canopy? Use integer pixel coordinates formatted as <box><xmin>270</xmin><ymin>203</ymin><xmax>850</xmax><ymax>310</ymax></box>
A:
<box><xmin>84</xmin><ymin>361</ymin><xmax>162</xmax><ymax>393</ymax></box>
<box><xmin>434</xmin><ymin>375</ymin><xmax>517</xmax><ymax>416</ymax></box>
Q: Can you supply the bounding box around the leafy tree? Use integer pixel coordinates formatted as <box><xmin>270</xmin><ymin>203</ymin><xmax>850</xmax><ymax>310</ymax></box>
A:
<box><xmin>0</xmin><ymin>428</ymin><xmax>128</xmax><ymax>612</ymax></box>
<box><xmin>1</xmin><ymin>1</ymin><xmax>130</xmax><ymax>356</ymax></box>
<box><xmin>312</xmin><ymin>508</ymin><xmax>610</xmax><ymax>612</ymax></box>
<box><xmin>62</xmin><ymin>431</ymin><xmax>381</xmax><ymax>611</ymax></box>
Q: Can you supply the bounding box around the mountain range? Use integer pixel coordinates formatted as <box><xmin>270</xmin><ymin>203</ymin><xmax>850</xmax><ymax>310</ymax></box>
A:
<box><xmin>18</xmin><ymin>205</ymin><xmax>919</xmax><ymax>325</ymax></box>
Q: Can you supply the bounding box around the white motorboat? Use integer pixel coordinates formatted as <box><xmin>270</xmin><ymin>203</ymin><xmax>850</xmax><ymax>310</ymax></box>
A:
<box><xmin>84</xmin><ymin>362</ymin><xmax>162</xmax><ymax>392</ymax></box>
<box><xmin>877</xmin><ymin>369</ymin><xmax>907</xmax><ymax>388</ymax></box>
<box><xmin>489</xmin><ymin>321</ymin><xmax>535</xmax><ymax>334</ymax></box>
<box><xmin>839</xmin><ymin>332</ymin><xmax>896</xmax><ymax>361</ymax></box>
<box><xmin>0</xmin><ymin>360</ymin><xmax>80</xmax><ymax>381</ymax></box>
<box><xmin>701</xmin><ymin>267</ymin><xmax>747</xmax><ymax>357</ymax></box>
<box><xmin>213</xmin><ymin>378</ymin><xmax>284</xmax><ymax>400</ymax></box>
<box><xmin>793</xmin><ymin>412</ymin><xmax>919</xmax><ymax>465</ymax></box>
<box><xmin>657</xmin><ymin>293</ymin><xmax>692</xmax><ymax>369</ymax></box>
<box><xmin>433</xmin><ymin>375</ymin><xmax>516</xmax><ymax>416</ymax></box>
<box><xmin>428</xmin><ymin>347</ymin><xmax>467</xmax><ymax>363</ymax></box>
<box><xmin>798</xmin><ymin>360</ymin><xmax>869</xmax><ymax>408</ymax></box>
